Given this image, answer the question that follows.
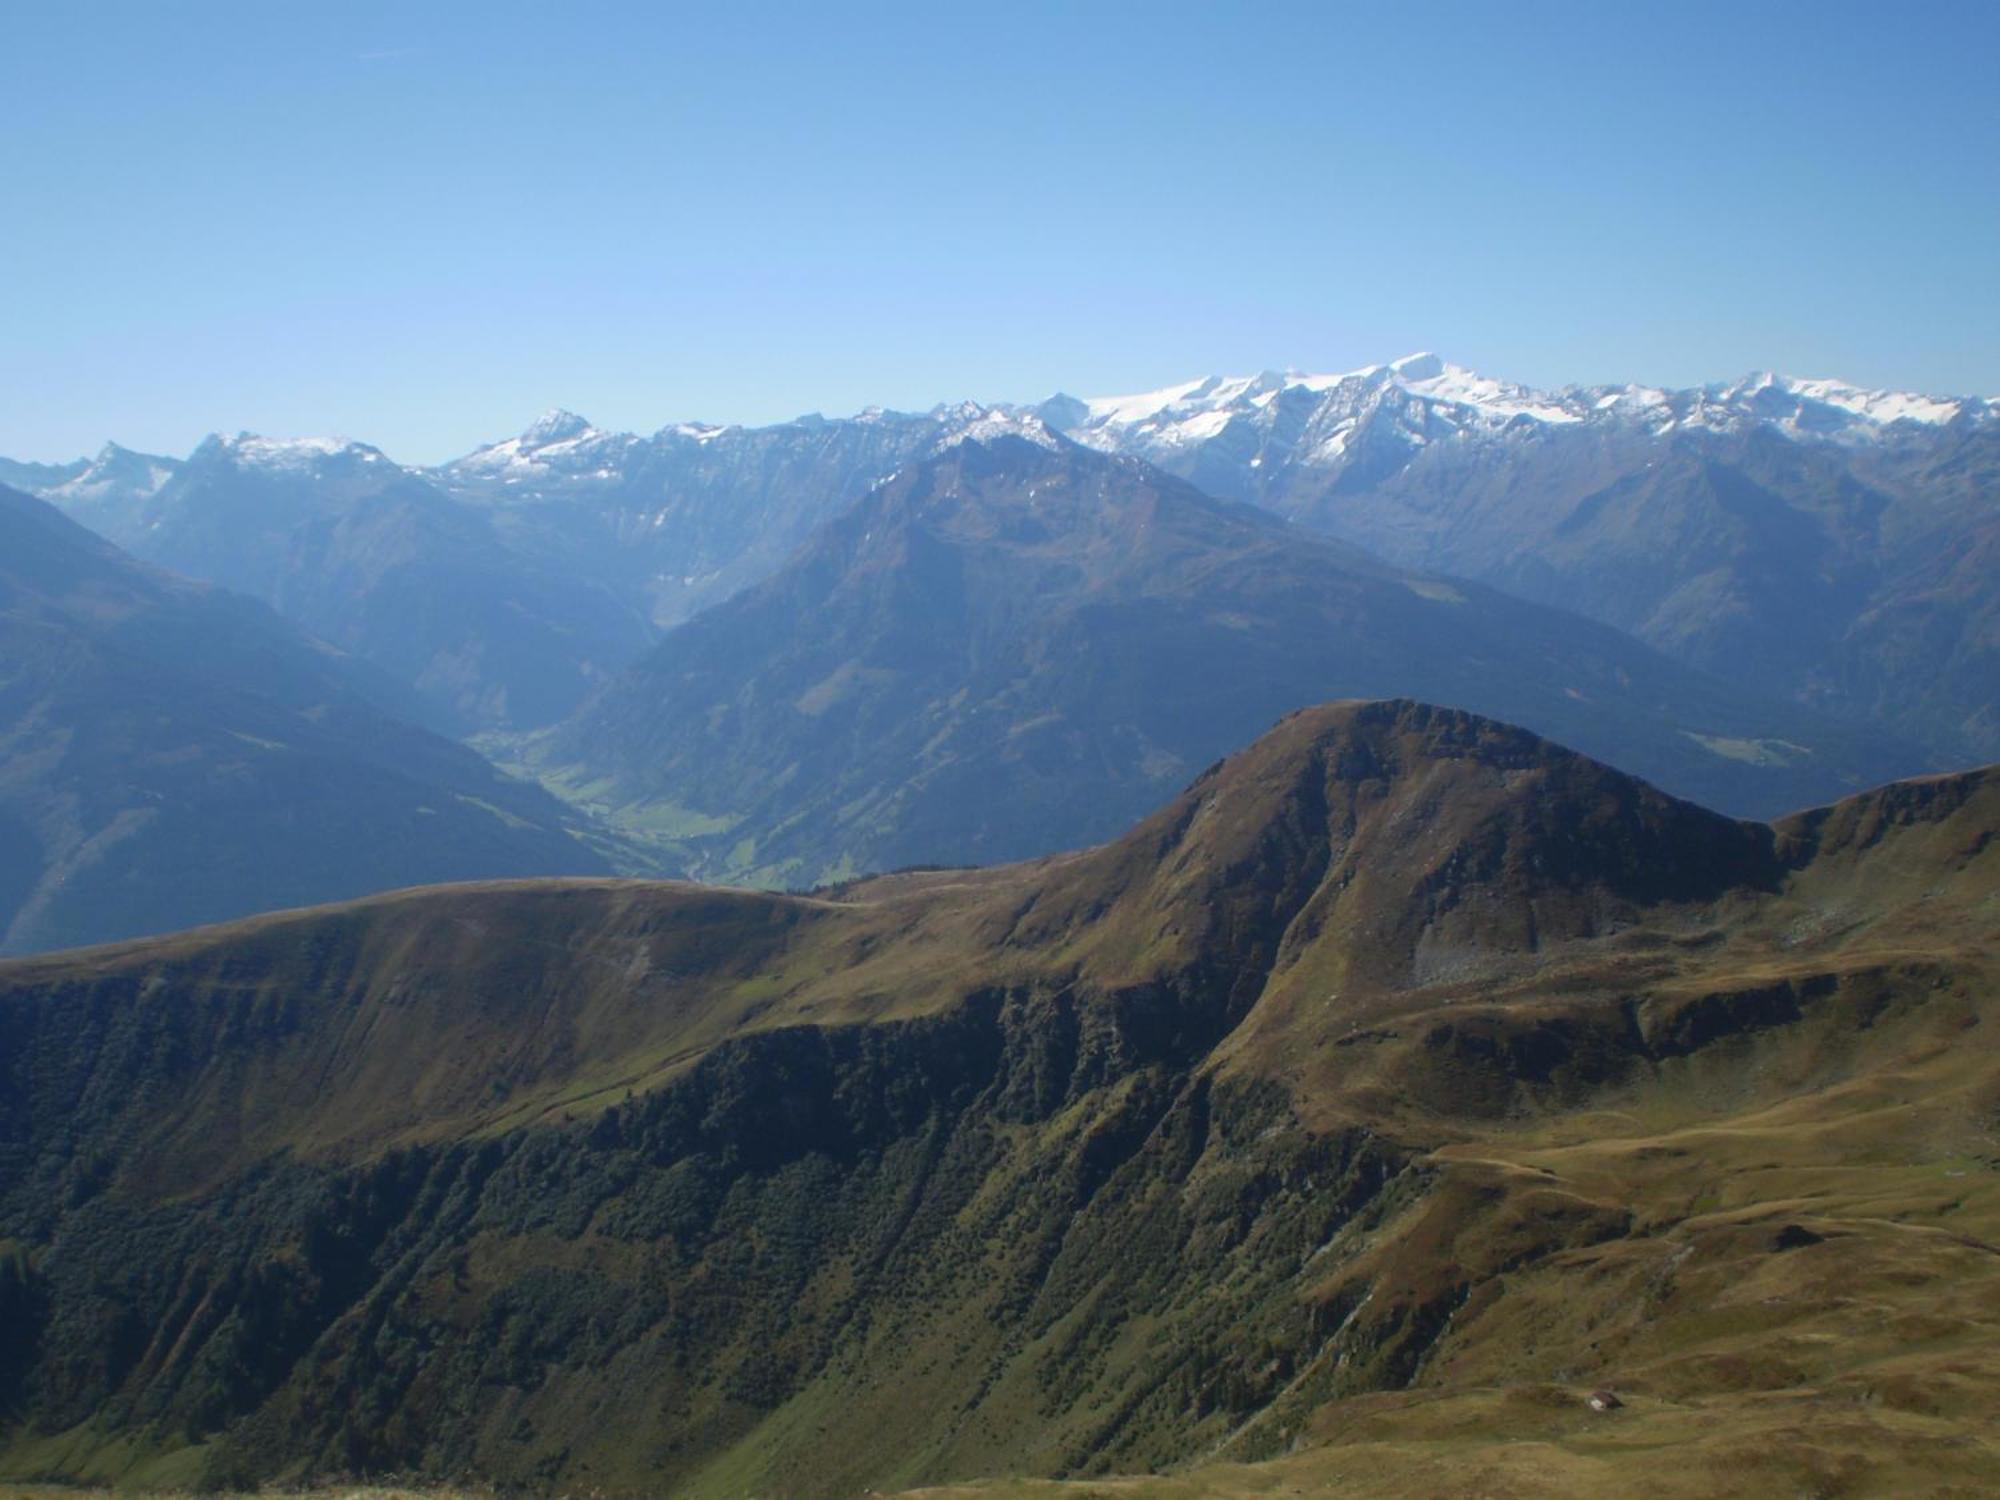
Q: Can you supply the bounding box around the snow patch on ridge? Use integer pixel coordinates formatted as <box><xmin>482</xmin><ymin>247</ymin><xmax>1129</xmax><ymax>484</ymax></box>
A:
<box><xmin>520</xmin><ymin>409</ymin><xmax>594</xmax><ymax>446</ymax></box>
<box><xmin>1711</xmin><ymin>372</ymin><xmax>1968</xmax><ymax>428</ymax></box>
<box><xmin>934</xmin><ymin>405</ymin><xmax>1063</xmax><ymax>451</ymax></box>
<box><xmin>1079</xmin><ymin>354</ymin><xmax>1586</xmax><ymax>446</ymax></box>
<box><xmin>449</xmin><ymin>411</ymin><xmax>647</xmax><ymax>487</ymax></box>
<box><xmin>213</xmin><ymin>434</ymin><xmax>388</xmax><ymax>471</ymax></box>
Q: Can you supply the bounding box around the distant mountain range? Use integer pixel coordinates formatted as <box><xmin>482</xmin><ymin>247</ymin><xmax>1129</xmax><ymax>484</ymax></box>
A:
<box><xmin>15</xmin><ymin>353</ymin><xmax>1991</xmax><ymax>757</ymax></box>
<box><xmin>1</xmin><ymin>354</ymin><xmax>1989</xmax><ymax>912</ymax></box>
<box><xmin>1044</xmin><ymin>355</ymin><xmax>2000</xmax><ymax>761</ymax></box>
<box><xmin>1051</xmin><ymin>353</ymin><xmax>1992</xmax><ymax>461</ymax></box>
<box><xmin>540</xmin><ymin>432</ymin><xmax>1921</xmax><ymax>886</ymax></box>
<box><xmin>0</xmin><ymin>483</ymin><xmax>608</xmax><ymax>953</ymax></box>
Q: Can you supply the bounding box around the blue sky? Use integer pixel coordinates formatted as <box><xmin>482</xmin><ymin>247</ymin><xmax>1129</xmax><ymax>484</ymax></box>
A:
<box><xmin>3</xmin><ymin>0</ymin><xmax>1996</xmax><ymax>463</ymax></box>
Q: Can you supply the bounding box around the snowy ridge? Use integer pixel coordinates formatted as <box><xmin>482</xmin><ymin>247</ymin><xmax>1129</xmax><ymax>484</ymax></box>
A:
<box><xmin>664</xmin><ymin>421</ymin><xmax>733</xmax><ymax>444</ymax></box>
<box><xmin>420</xmin><ymin>357</ymin><xmax>1990</xmax><ymax>504</ymax></box>
<box><xmin>1057</xmin><ymin>354</ymin><xmax>1603</xmax><ymax>473</ymax></box>
<box><xmin>41</xmin><ymin>443</ymin><xmax>180</xmax><ymax>506</ymax></box>
<box><xmin>1373</xmin><ymin>353</ymin><xmax>1583</xmax><ymax>425</ymax></box>
<box><xmin>449</xmin><ymin>410</ymin><xmax>647</xmax><ymax>488</ymax></box>
<box><xmin>13</xmin><ymin>360</ymin><xmax>1991</xmax><ymax>509</ymax></box>
<box><xmin>1698</xmin><ymin>372</ymin><xmax>1973</xmax><ymax>431</ymax></box>
<box><xmin>1058</xmin><ymin>354</ymin><xmax>1992</xmax><ymax>471</ymax></box>
<box><xmin>1082</xmin><ymin>368</ymin><xmax>1342</xmax><ymax>435</ymax></box>
<box><xmin>519</xmin><ymin>409</ymin><xmax>593</xmax><ymax>446</ymax></box>
<box><xmin>205</xmin><ymin>433</ymin><xmax>391</xmax><ymax>472</ymax></box>
<box><xmin>1079</xmin><ymin>354</ymin><xmax>1583</xmax><ymax>434</ymax></box>
<box><xmin>930</xmin><ymin>402</ymin><xmax>1062</xmax><ymax>451</ymax></box>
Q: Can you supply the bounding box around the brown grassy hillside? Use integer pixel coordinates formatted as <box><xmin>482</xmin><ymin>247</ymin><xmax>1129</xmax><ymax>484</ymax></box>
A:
<box><xmin>0</xmin><ymin>700</ymin><xmax>1993</xmax><ymax>1497</ymax></box>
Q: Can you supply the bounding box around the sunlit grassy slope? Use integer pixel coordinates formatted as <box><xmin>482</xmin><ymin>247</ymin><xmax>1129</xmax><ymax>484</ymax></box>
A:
<box><xmin>0</xmin><ymin>702</ymin><xmax>1994</xmax><ymax>1497</ymax></box>
<box><xmin>897</xmin><ymin>1022</ymin><xmax>2000</xmax><ymax>1497</ymax></box>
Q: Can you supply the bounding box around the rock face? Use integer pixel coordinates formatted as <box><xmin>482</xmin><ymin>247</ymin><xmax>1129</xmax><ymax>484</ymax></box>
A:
<box><xmin>1</xmin><ymin>699</ymin><xmax>1993</xmax><ymax>1497</ymax></box>
<box><xmin>546</xmin><ymin>433</ymin><xmax>1920</xmax><ymax>887</ymax></box>
<box><xmin>0</xmin><ymin>483</ymin><xmax>608</xmax><ymax>954</ymax></box>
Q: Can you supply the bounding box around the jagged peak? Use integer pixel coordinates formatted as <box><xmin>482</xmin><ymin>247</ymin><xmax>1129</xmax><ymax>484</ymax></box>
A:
<box><xmin>1705</xmin><ymin>370</ymin><xmax>1970</xmax><ymax>428</ymax></box>
<box><xmin>1070</xmin><ymin>355</ymin><xmax>1989</xmax><ymax>459</ymax></box>
<box><xmin>1074</xmin><ymin>354</ymin><xmax>1570</xmax><ymax>437</ymax></box>
<box><xmin>520</xmin><ymin>408</ymin><xmax>594</xmax><ymax>446</ymax></box>
<box><xmin>441</xmin><ymin>411</ymin><xmax>642</xmax><ymax>478</ymax></box>
<box><xmin>931</xmin><ymin>406</ymin><xmax>1063</xmax><ymax>452</ymax></box>
<box><xmin>79</xmin><ymin>440</ymin><xmax>178</xmax><ymax>472</ymax></box>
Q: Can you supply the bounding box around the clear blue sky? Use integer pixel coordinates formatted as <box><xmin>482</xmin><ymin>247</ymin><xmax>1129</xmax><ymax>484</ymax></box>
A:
<box><xmin>4</xmin><ymin>0</ymin><xmax>1996</xmax><ymax>463</ymax></box>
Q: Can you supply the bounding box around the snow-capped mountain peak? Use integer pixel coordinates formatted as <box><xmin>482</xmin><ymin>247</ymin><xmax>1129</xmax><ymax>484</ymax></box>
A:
<box><xmin>1067</xmin><ymin>354</ymin><xmax>1582</xmax><ymax>458</ymax></box>
<box><xmin>444</xmin><ymin>411</ymin><xmax>647</xmax><ymax>493</ymax></box>
<box><xmin>520</xmin><ymin>409</ymin><xmax>595</xmax><ymax>447</ymax></box>
<box><xmin>1065</xmin><ymin>355</ymin><xmax>1989</xmax><ymax>474</ymax></box>
<box><xmin>38</xmin><ymin>442</ymin><xmax>182</xmax><ymax>507</ymax></box>
<box><xmin>1362</xmin><ymin>354</ymin><xmax>1584</xmax><ymax>425</ymax></box>
<box><xmin>1704</xmin><ymin>371</ymin><xmax>1973</xmax><ymax>430</ymax></box>
<box><xmin>933</xmin><ymin>404</ymin><xmax>1062</xmax><ymax>451</ymax></box>
<box><xmin>1079</xmin><ymin>371</ymin><xmax>1310</xmax><ymax>430</ymax></box>
<box><xmin>200</xmin><ymin>433</ymin><xmax>390</xmax><ymax>473</ymax></box>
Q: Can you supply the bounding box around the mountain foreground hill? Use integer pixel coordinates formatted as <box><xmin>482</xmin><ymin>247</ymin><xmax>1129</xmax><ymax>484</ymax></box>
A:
<box><xmin>540</xmin><ymin>432</ymin><xmax>1926</xmax><ymax>886</ymax></box>
<box><xmin>1</xmin><ymin>700</ymin><xmax>1995</xmax><ymax>1496</ymax></box>
<box><xmin>0</xmin><ymin>484</ymin><xmax>609</xmax><ymax>954</ymax></box>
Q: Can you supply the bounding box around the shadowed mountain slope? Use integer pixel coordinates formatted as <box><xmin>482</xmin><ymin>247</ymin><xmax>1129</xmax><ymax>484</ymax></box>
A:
<box><xmin>432</xmin><ymin>406</ymin><xmax>963</xmax><ymax>629</ymax></box>
<box><xmin>541</xmin><ymin>434</ymin><xmax>1924</xmax><ymax>887</ymax></box>
<box><xmin>47</xmin><ymin>435</ymin><xmax>654</xmax><ymax>734</ymax></box>
<box><xmin>1</xmin><ymin>700</ymin><xmax>1994</xmax><ymax>1496</ymax></box>
<box><xmin>0</xmin><ymin>484</ymin><xmax>609</xmax><ymax>954</ymax></box>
